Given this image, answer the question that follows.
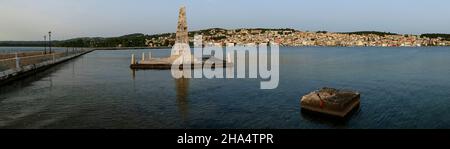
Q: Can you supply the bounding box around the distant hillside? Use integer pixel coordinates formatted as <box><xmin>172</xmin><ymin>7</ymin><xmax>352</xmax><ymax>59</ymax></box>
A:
<box><xmin>58</xmin><ymin>33</ymin><xmax>148</xmax><ymax>47</ymax></box>
<box><xmin>420</xmin><ymin>34</ymin><xmax>450</xmax><ymax>41</ymax></box>
<box><xmin>0</xmin><ymin>33</ymin><xmax>165</xmax><ymax>47</ymax></box>
<box><xmin>340</xmin><ymin>31</ymin><xmax>398</xmax><ymax>36</ymax></box>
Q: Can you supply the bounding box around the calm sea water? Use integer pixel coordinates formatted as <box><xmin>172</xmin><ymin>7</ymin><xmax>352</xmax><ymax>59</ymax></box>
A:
<box><xmin>1</xmin><ymin>47</ymin><xmax>449</xmax><ymax>129</ymax></box>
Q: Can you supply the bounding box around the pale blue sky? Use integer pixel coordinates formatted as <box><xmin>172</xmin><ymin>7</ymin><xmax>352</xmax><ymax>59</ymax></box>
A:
<box><xmin>1</xmin><ymin>0</ymin><xmax>449</xmax><ymax>40</ymax></box>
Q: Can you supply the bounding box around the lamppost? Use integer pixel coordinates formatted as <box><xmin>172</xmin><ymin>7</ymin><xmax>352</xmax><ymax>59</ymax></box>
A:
<box><xmin>44</xmin><ymin>35</ymin><xmax>47</xmax><ymax>54</ymax></box>
<box><xmin>48</xmin><ymin>31</ymin><xmax>52</xmax><ymax>54</ymax></box>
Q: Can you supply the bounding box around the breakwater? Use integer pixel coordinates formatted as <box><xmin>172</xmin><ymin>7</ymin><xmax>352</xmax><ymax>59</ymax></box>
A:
<box><xmin>0</xmin><ymin>49</ymin><xmax>93</xmax><ymax>86</ymax></box>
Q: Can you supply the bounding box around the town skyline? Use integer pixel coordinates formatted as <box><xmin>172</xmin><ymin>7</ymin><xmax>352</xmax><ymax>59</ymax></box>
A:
<box><xmin>1</xmin><ymin>0</ymin><xmax>450</xmax><ymax>41</ymax></box>
<box><xmin>2</xmin><ymin>28</ymin><xmax>448</xmax><ymax>47</ymax></box>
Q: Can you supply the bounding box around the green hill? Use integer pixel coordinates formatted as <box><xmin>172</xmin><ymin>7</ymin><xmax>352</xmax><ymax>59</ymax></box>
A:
<box><xmin>420</xmin><ymin>34</ymin><xmax>450</xmax><ymax>41</ymax></box>
<box><xmin>340</xmin><ymin>31</ymin><xmax>398</xmax><ymax>36</ymax></box>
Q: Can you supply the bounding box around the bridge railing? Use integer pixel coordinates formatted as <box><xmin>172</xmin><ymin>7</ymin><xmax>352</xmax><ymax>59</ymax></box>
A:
<box><xmin>0</xmin><ymin>48</ymin><xmax>90</xmax><ymax>72</ymax></box>
<box><xmin>0</xmin><ymin>51</ymin><xmax>44</xmax><ymax>60</ymax></box>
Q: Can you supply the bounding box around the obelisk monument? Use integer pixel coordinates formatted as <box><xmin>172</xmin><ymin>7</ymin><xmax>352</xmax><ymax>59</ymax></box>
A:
<box><xmin>171</xmin><ymin>6</ymin><xmax>190</xmax><ymax>57</ymax></box>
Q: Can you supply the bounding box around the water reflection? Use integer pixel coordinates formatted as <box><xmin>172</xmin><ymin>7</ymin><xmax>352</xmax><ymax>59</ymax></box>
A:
<box><xmin>300</xmin><ymin>105</ymin><xmax>361</xmax><ymax>128</ymax></box>
<box><xmin>131</xmin><ymin>69</ymin><xmax>136</xmax><ymax>80</ymax></box>
<box><xmin>131</xmin><ymin>69</ymin><xmax>136</xmax><ymax>93</ymax></box>
<box><xmin>0</xmin><ymin>59</ymin><xmax>64</xmax><ymax>93</ymax></box>
<box><xmin>175</xmin><ymin>77</ymin><xmax>190</xmax><ymax>122</ymax></box>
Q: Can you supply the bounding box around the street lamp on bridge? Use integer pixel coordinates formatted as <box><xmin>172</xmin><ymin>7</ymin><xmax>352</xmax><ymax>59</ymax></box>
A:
<box><xmin>48</xmin><ymin>31</ymin><xmax>52</xmax><ymax>54</ymax></box>
<box><xmin>44</xmin><ymin>35</ymin><xmax>47</xmax><ymax>54</ymax></box>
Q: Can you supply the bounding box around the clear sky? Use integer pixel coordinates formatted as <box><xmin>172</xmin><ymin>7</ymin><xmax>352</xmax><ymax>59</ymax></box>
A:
<box><xmin>1</xmin><ymin>0</ymin><xmax>449</xmax><ymax>40</ymax></box>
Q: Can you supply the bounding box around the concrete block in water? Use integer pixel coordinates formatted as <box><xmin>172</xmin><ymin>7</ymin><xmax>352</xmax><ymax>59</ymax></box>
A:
<box><xmin>301</xmin><ymin>87</ymin><xmax>360</xmax><ymax>118</ymax></box>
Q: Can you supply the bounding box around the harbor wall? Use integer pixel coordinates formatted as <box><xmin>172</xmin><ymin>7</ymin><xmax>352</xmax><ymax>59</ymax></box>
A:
<box><xmin>0</xmin><ymin>49</ymin><xmax>93</xmax><ymax>86</ymax></box>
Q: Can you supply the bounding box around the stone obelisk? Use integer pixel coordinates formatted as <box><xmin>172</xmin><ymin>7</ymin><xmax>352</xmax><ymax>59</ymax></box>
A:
<box><xmin>171</xmin><ymin>6</ymin><xmax>190</xmax><ymax>57</ymax></box>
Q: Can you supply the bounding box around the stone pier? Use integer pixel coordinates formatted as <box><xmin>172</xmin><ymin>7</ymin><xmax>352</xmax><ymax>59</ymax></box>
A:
<box><xmin>130</xmin><ymin>6</ymin><xmax>232</xmax><ymax>70</ymax></box>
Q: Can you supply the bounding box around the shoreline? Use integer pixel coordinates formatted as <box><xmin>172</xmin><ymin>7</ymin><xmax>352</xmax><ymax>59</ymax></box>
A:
<box><xmin>92</xmin><ymin>46</ymin><xmax>171</xmax><ymax>50</ymax></box>
<box><xmin>0</xmin><ymin>45</ymin><xmax>448</xmax><ymax>51</ymax></box>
